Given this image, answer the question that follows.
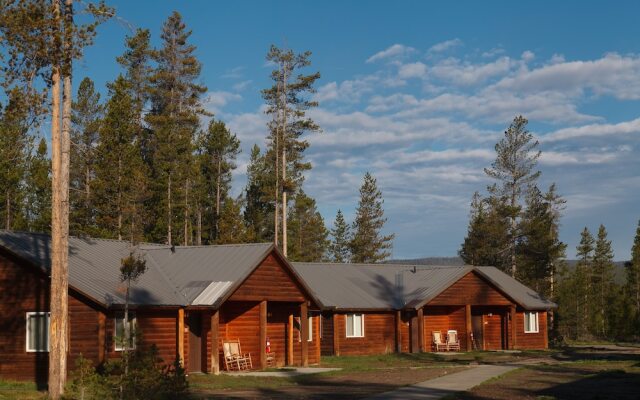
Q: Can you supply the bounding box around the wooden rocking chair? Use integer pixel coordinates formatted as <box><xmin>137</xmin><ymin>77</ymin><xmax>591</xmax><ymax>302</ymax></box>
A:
<box><xmin>446</xmin><ymin>330</ymin><xmax>461</xmax><ymax>352</ymax></box>
<box><xmin>432</xmin><ymin>331</ymin><xmax>448</xmax><ymax>352</ymax></box>
<box><xmin>222</xmin><ymin>339</ymin><xmax>253</xmax><ymax>371</ymax></box>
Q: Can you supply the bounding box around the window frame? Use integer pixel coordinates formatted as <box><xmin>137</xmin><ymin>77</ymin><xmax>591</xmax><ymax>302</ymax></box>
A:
<box><xmin>523</xmin><ymin>311</ymin><xmax>539</xmax><ymax>333</ymax></box>
<box><xmin>345</xmin><ymin>313</ymin><xmax>365</xmax><ymax>338</ymax></box>
<box><xmin>26</xmin><ymin>312</ymin><xmax>50</xmax><ymax>353</ymax></box>
<box><xmin>114</xmin><ymin>313</ymin><xmax>137</xmax><ymax>351</ymax></box>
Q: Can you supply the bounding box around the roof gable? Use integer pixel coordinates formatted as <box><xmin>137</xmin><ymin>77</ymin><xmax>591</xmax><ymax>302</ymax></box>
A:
<box><xmin>427</xmin><ymin>271</ymin><xmax>513</xmax><ymax>306</ymax></box>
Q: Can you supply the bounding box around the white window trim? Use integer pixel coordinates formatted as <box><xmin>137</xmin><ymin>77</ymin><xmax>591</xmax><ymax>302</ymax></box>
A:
<box><xmin>308</xmin><ymin>316</ymin><xmax>313</xmax><ymax>342</ymax></box>
<box><xmin>524</xmin><ymin>311</ymin><xmax>539</xmax><ymax>333</ymax></box>
<box><xmin>26</xmin><ymin>312</ymin><xmax>50</xmax><ymax>353</ymax></box>
<box><xmin>345</xmin><ymin>313</ymin><xmax>365</xmax><ymax>338</ymax></box>
<box><xmin>114</xmin><ymin>313</ymin><xmax>137</xmax><ymax>351</ymax></box>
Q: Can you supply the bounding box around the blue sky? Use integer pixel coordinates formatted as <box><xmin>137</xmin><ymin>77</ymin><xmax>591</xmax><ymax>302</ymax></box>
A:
<box><xmin>75</xmin><ymin>0</ymin><xmax>639</xmax><ymax>260</ymax></box>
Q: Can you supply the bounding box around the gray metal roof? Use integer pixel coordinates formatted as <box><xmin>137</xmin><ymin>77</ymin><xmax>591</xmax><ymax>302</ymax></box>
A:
<box><xmin>144</xmin><ymin>243</ymin><xmax>274</xmax><ymax>305</ymax></box>
<box><xmin>0</xmin><ymin>231</ymin><xmax>274</xmax><ymax>308</ymax></box>
<box><xmin>292</xmin><ymin>262</ymin><xmax>556</xmax><ymax>311</ymax></box>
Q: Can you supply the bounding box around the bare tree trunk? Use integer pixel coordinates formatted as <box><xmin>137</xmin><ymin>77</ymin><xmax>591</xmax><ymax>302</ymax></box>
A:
<box><xmin>510</xmin><ymin>189</ymin><xmax>517</xmax><ymax>278</ymax></box>
<box><xmin>49</xmin><ymin>1</ymin><xmax>71</xmax><ymax>395</ymax></box>
<box><xmin>167</xmin><ymin>174</ymin><xmax>172</xmax><ymax>245</ymax></box>
<box><xmin>196</xmin><ymin>207</ymin><xmax>202</xmax><ymax>245</ymax></box>
<box><xmin>281</xmin><ymin>62</ymin><xmax>288</xmax><ymax>258</ymax></box>
<box><xmin>85</xmin><ymin>164</ymin><xmax>90</xmax><ymax>227</ymax></box>
<box><xmin>5</xmin><ymin>195</ymin><xmax>10</xmax><ymax>230</ymax></box>
<box><xmin>117</xmin><ymin>158</ymin><xmax>122</xmax><ymax>240</ymax></box>
<box><xmin>215</xmin><ymin>157</ymin><xmax>221</xmax><ymax>239</ymax></box>
<box><xmin>184</xmin><ymin>179</ymin><xmax>189</xmax><ymax>246</ymax></box>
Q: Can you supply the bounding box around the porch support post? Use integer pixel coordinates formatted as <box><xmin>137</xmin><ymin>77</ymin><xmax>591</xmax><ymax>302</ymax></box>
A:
<box><xmin>301</xmin><ymin>302</ymin><xmax>309</xmax><ymax>366</ymax></box>
<box><xmin>211</xmin><ymin>309</ymin><xmax>219</xmax><ymax>374</ymax></box>
<box><xmin>332</xmin><ymin>313</ymin><xmax>340</xmax><ymax>356</ymax></box>
<box><xmin>259</xmin><ymin>300</ymin><xmax>267</xmax><ymax>369</ymax></box>
<box><xmin>98</xmin><ymin>312</ymin><xmax>106</xmax><ymax>363</ymax></box>
<box><xmin>177</xmin><ymin>308</ymin><xmax>185</xmax><ymax>366</ymax></box>
<box><xmin>417</xmin><ymin>307</ymin><xmax>424</xmax><ymax>352</ymax></box>
<box><xmin>465</xmin><ymin>304</ymin><xmax>472</xmax><ymax>351</ymax></box>
<box><xmin>543</xmin><ymin>311</ymin><xmax>549</xmax><ymax>349</ymax></box>
<box><xmin>395</xmin><ymin>310</ymin><xmax>402</xmax><ymax>353</ymax></box>
<box><xmin>510</xmin><ymin>305</ymin><xmax>517</xmax><ymax>349</ymax></box>
<box><xmin>287</xmin><ymin>313</ymin><xmax>294</xmax><ymax>365</ymax></box>
<box><xmin>315</xmin><ymin>314</ymin><xmax>321</xmax><ymax>362</ymax></box>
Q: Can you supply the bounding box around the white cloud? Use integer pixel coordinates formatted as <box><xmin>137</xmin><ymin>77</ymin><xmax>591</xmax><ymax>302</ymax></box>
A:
<box><xmin>221</xmin><ymin>66</ymin><xmax>245</xmax><ymax>79</ymax></box>
<box><xmin>430</xmin><ymin>56</ymin><xmax>516</xmax><ymax>85</ymax></box>
<box><xmin>539</xmin><ymin>151</ymin><xmax>618</xmax><ymax>166</ymax></box>
<box><xmin>428</xmin><ymin>39</ymin><xmax>462</xmax><ymax>53</ymax></box>
<box><xmin>543</xmin><ymin>118</ymin><xmax>640</xmax><ymax>142</ymax></box>
<box><xmin>232</xmin><ymin>80</ymin><xmax>252</xmax><ymax>91</ymax></box>
<box><xmin>204</xmin><ymin>91</ymin><xmax>242</xmax><ymax>114</ymax></box>
<box><xmin>314</xmin><ymin>76</ymin><xmax>377</xmax><ymax>103</ymax></box>
<box><xmin>398</xmin><ymin>62</ymin><xmax>427</xmax><ymax>79</ymax></box>
<box><xmin>493</xmin><ymin>53</ymin><xmax>640</xmax><ymax>99</ymax></box>
<box><xmin>366</xmin><ymin>44</ymin><xmax>415</xmax><ymax>63</ymax></box>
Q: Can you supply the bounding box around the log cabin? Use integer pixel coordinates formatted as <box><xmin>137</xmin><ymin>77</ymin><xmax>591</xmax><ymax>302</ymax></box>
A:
<box><xmin>292</xmin><ymin>262</ymin><xmax>555</xmax><ymax>356</ymax></box>
<box><xmin>0</xmin><ymin>231</ymin><xmax>322</xmax><ymax>385</ymax></box>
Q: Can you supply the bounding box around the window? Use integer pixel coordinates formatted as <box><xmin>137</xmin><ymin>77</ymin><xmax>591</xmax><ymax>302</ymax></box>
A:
<box><xmin>524</xmin><ymin>312</ymin><xmax>539</xmax><ymax>333</ymax></box>
<box><xmin>114</xmin><ymin>314</ymin><xmax>137</xmax><ymax>351</ymax></box>
<box><xmin>346</xmin><ymin>313</ymin><xmax>364</xmax><ymax>338</ymax></box>
<box><xmin>308</xmin><ymin>316</ymin><xmax>313</xmax><ymax>342</ymax></box>
<box><xmin>26</xmin><ymin>312</ymin><xmax>50</xmax><ymax>352</ymax></box>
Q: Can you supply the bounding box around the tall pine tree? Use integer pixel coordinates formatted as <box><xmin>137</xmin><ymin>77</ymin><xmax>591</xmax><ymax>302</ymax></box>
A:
<box><xmin>592</xmin><ymin>224</ymin><xmax>615</xmax><ymax>337</ymax></box>
<box><xmin>484</xmin><ymin>115</ymin><xmax>541</xmax><ymax>277</ymax></box>
<box><xmin>261</xmin><ymin>45</ymin><xmax>321</xmax><ymax>254</ymax></box>
<box><xmin>146</xmin><ymin>11</ymin><xmax>207</xmax><ymax>245</ymax></box>
<box><xmin>24</xmin><ymin>138</ymin><xmax>51</xmax><ymax>232</ymax></box>
<box><xmin>70</xmin><ymin>77</ymin><xmax>102</xmax><ymax>235</ymax></box>
<box><xmin>330</xmin><ymin>209</ymin><xmax>351</xmax><ymax>263</ymax></box>
<box><xmin>350</xmin><ymin>172</ymin><xmax>394</xmax><ymax>263</ymax></box>
<box><xmin>287</xmin><ymin>190</ymin><xmax>328</xmax><ymax>262</ymax></box>
<box><xmin>626</xmin><ymin>220</ymin><xmax>640</xmax><ymax>334</ymax></box>
<box><xmin>244</xmin><ymin>144</ymin><xmax>274</xmax><ymax>242</ymax></box>
<box><xmin>93</xmin><ymin>76</ymin><xmax>147</xmax><ymax>241</ymax></box>
<box><xmin>195</xmin><ymin>118</ymin><xmax>240</xmax><ymax>244</ymax></box>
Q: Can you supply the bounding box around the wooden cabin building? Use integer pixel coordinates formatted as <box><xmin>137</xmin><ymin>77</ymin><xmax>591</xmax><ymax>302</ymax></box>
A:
<box><xmin>292</xmin><ymin>262</ymin><xmax>555</xmax><ymax>356</ymax></box>
<box><xmin>0</xmin><ymin>231</ymin><xmax>322</xmax><ymax>385</ymax></box>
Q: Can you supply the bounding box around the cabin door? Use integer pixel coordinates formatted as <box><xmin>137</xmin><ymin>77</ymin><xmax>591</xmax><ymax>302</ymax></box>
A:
<box><xmin>471</xmin><ymin>315</ymin><xmax>484</xmax><ymax>350</ymax></box>
<box><xmin>188</xmin><ymin>313</ymin><xmax>202</xmax><ymax>373</ymax></box>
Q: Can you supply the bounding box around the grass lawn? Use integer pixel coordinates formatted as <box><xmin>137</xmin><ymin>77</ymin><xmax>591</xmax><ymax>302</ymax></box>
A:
<box><xmin>452</xmin><ymin>360</ymin><xmax>640</xmax><ymax>400</ymax></box>
<box><xmin>0</xmin><ymin>380</ymin><xmax>44</xmax><ymax>400</ymax></box>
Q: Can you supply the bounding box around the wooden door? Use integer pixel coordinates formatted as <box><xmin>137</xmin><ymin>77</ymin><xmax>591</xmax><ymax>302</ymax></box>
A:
<box><xmin>472</xmin><ymin>315</ymin><xmax>484</xmax><ymax>350</ymax></box>
<box><xmin>188</xmin><ymin>313</ymin><xmax>202</xmax><ymax>373</ymax></box>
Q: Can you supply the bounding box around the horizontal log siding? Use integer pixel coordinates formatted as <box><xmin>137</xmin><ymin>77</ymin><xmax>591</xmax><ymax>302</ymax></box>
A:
<box><xmin>422</xmin><ymin>306</ymin><xmax>468</xmax><ymax>351</ymax></box>
<box><xmin>229</xmin><ymin>254</ymin><xmax>306</xmax><ymax>302</ymax></box>
<box><xmin>321</xmin><ymin>313</ymin><xmax>334</xmax><ymax>355</ymax></box>
<box><xmin>429</xmin><ymin>272</ymin><xmax>513</xmax><ymax>306</ymax></box>
<box><xmin>105</xmin><ymin>310</ymin><xmax>178</xmax><ymax>366</ymax></box>
<box><xmin>0</xmin><ymin>250</ymin><xmax>103</xmax><ymax>384</ymax></box>
<box><xmin>333</xmin><ymin>312</ymin><xmax>396</xmax><ymax>356</ymax></box>
<box><xmin>515</xmin><ymin>310</ymin><xmax>547</xmax><ymax>349</ymax></box>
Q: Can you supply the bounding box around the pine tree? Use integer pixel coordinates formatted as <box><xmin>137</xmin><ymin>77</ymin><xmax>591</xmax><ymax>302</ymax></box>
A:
<box><xmin>195</xmin><ymin>118</ymin><xmax>241</xmax><ymax>244</ymax></box>
<box><xmin>460</xmin><ymin>191</ymin><xmax>510</xmax><ymax>269</ymax></box>
<box><xmin>287</xmin><ymin>191</ymin><xmax>328</xmax><ymax>262</ymax></box>
<box><xmin>0</xmin><ymin>88</ymin><xmax>32</xmax><ymax>230</ymax></box>
<box><xmin>216</xmin><ymin>197</ymin><xmax>248</xmax><ymax>245</ymax></box>
<box><xmin>330</xmin><ymin>210</ymin><xmax>351</xmax><ymax>263</ymax></box>
<box><xmin>70</xmin><ymin>77</ymin><xmax>102</xmax><ymax>235</ymax></box>
<box><xmin>93</xmin><ymin>76</ymin><xmax>147</xmax><ymax>241</ymax></box>
<box><xmin>116</xmin><ymin>28</ymin><xmax>152</xmax><ymax>113</ymax></box>
<box><xmin>575</xmin><ymin>227</ymin><xmax>595</xmax><ymax>339</ymax></box>
<box><xmin>261</xmin><ymin>45</ymin><xmax>321</xmax><ymax>255</ymax></box>
<box><xmin>626</xmin><ymin>220</ymin><xmax>640</xmax><ymax>334</ymax></box>
<box><xmin>146</xmin><ymin>11</ymin><xmax>208</xmax><ymax>245</ymax></box>
<box><xmin>244</xmin><ymin>145</ymin><xmax>274</xmax><ymax>242</ymax></box>
<box><xmin>350</xmin><ymin>172</ymin><xmax>394</xmax><ymax>263</ymax></box>
<box><xmin>518</xmin><ymin>185</ymin><xmax>566</xmax><ymax>296</ymax></box>
<box><xmin>24</xmin><ymin>138</ymin><xmax>52</xmax><ymax>232</ymax></box>
<box><xmin>592</xmin><ymin>224</ymin><xmax>615</xmax><ymax>337</ymax></box>
<box><xmin>485</xmin><ymin>115</ymin><xmax>541</xmax><ymax>277</ymax></box>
